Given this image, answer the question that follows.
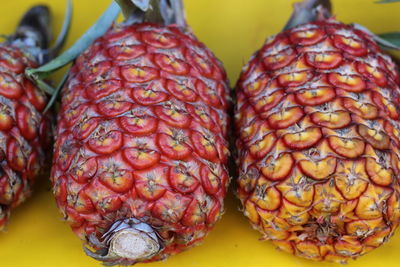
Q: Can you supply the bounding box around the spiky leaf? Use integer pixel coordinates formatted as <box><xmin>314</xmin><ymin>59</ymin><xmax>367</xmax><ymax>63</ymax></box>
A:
<box><xmin>43</xmin><ymin>71</ymin><xmax>69</xmax><ymax>113</ymax></box>
<box><xmin>376</xmin><ymin>0</ymin><xmax>400</xmax><ymax>3</ymax></box>
<box><xmin>26</xmin><ymin>2</ymin><xmax>120</xmax><ymax>94</ymax></box>
<box><xmin>379</xmin><ymin>32</ymin><xmax>400</xmax><ymax>47</ymax></box>
<box><xmin>353</xmin><ymin>24</ymin><xmax>400</xmax><ymax>50</ymax></box>
<box><xmin>48</xmin><ymin>0</ymin><xmax>73</xmax><ymax>58</ymax></box>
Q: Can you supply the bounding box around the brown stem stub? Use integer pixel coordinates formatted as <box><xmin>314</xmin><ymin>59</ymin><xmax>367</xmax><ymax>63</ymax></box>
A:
<box><xmin>283</xmin><ymin>0</ymin><xmax>332</xmax><ymax>31</ymax></box>
<box><xmin>116</xmin><ymin>0</ymin><xmax>187</xmax><ymax>28</ymax></box>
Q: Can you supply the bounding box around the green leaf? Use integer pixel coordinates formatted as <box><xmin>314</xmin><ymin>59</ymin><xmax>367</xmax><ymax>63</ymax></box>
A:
<box><xmin>43</xmin><ymin>71</ymin><xmax>69</xmax><ymax>113</ymax></box>
<box><xmin>376</xmin><ymin>0</ymin><xmax>400</xmax><ymax>3</ymax></box>
<box><xmin>48</xmin><ymin>0</ymin><xmax>73</xmax><ymax>58</ymax></box>
<box><xmin>131</xmin><ymin>0</ymin><xmax>151</xmax><ymax>11</ymax></box>
<box><xmin>35</xmin><ymin>77</ymin><xmax>56</xmax><ymax>95</ymax></box>
<box><xmin>379</xmin><ymin>32</ymin><xmax>400</xmax><ymax>47</ymax></box>
<box><xmin>353</xmin><ymin>24</ymin><xmax>400</xmax><ymax>50</ymax></box>
<box><xmin>26</xmin><ymin>1</ymin><xmax>120</xmax><ymax>94</ymax></box>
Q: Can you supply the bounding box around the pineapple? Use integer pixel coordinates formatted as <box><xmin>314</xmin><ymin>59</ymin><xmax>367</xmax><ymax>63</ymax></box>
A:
<box><xmin>49</xmin><ymin>0</ymin><xmax>230</xmax><ymax>265</ymax></box>
<box><xmin>235</xmin><ymin>0</ymin><xmax>400</xmax><ymax>263</ymax></box>
<box><xmin>0</xmin><ymin>6</ymin><xmax>53</xmax><ymax>230</ymax></box>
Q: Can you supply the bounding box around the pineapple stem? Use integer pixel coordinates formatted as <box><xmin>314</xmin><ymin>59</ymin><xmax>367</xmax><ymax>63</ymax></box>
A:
<box><xmin>84</xmin><ymin>218</ymin><xmax>162</xmax><ymax>265</ymax></box>
<box><xmin>108</xmin><ymin>228</ymin><xmax>160</xmax><ymax>260</ymax></box>
<box><xmin>8</xmin><ymin>5</ymin><xmax>52</xmax><ymax>65</ymax></box>
<box><xmin>25</xmin><ymin>1</ymin><xmax>120</xmax><ymax>96</ymax></box>
<box><xmin>283</xmin><ymin>0</ymin><xmax>332</xmax><ymax>31</ymax></box>
<box><xmin>8</xmin><ymin>1</ymin><xmax>72</xmax><ymax>66</ymax></box>
<box><xmin>170</xmin><ymin>0</ymin><xmax>186</xmax><ymax>28</ymax></box>
<box><xmin>144</xmin><ymin>0</ymin><xmax>166</xmax><ymax>25</ymax></box>
<box><xmin>115</xmin><ymin>0</ymin><xmax>146</xmax><ymax>19</ymax></box>
<box><xmin>115</xmin><ymin>0</ymin><xmax>187</xmax><ymax>28</ymax></box>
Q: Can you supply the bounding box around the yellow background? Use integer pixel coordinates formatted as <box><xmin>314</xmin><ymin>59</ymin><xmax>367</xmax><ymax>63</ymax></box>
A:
<box><xmin>0</xmin><ymin>0</ymin><xmax>400</xmax><ymax>266</ymax></box>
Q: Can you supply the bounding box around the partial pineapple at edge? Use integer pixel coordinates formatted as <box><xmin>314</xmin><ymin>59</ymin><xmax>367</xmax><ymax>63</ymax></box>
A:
<box><xmin>235</xmin><ymin>0</ymin><xmax>400</xmax><ymax>263</ymax></box>
<box><xmin>0</xmin><ymin>4</ymin><xmax>70</xmax><ymax>231</ymax></box>
<box><xmin>28</xmin><ymin>0</ymin><xmax>231</xmax><ymax>265</ymax></box>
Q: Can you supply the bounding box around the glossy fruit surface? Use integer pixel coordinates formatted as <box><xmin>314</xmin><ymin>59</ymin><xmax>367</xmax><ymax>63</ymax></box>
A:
<box><xmin>235</xmin><ymin>18</ymin><xmax>400</xmax><ymax>263</ymax></box>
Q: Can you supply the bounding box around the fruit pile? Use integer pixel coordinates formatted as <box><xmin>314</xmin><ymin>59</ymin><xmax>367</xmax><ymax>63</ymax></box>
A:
<box><xmin>1</xmin><ymin>0</ymin><xmax>400</xmax><ymax>265</ymax></box>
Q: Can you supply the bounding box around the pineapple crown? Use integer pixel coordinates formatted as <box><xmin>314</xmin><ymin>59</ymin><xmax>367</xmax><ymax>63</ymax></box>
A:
<box><xmin>283</xmin><ymin>0</ymin><xmax>400</xmax><ymax>51</ymax></box>
<box><xmin>9</xmin><ymin>6</ymin><xmax>51</xmax><ymax>55</ymax></box>
<box><xmin>116</xmin><ymin>0</ymin><xmax>186</xmax><ymax>28</ymax></box>
<box><xmin>7</xmin><ymin>1</ymin><xmax>72</xmax><ymax>66</ymax></box>
<box><xmin>25</xmin><ymin>0</ymin><xmax>187</xmax><ymax>113</ymax></box>
<box><xmin>23</xmin><ymin>0</ymin><xmax>400</xmax><ymax>106</ymax></box>
<box><xmin>283</xmin><ymin>0</ymin><xmax>332</xmax><ymax>30</ymax></box>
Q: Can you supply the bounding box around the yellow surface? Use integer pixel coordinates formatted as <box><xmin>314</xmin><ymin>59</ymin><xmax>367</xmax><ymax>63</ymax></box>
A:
<box><xmin>1</xmin><ymin>0</ymin><xmax>400</xmax><ymax>266</ymax></box>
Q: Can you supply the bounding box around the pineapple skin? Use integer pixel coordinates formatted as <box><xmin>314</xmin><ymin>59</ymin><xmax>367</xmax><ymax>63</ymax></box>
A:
<box><xmin>51</xmin><ymin>23</ymin><xmax>230</xmax><ymax>263</ymax></box>
<box><xmin>0</xmin><ymin>45</ymin><xmax>49</xmax><ymax>230</ymax></box>
<box><xmin>235</xmin><ymin>19</ymin><xmax>400</xmax><ymax>263</ymax></box>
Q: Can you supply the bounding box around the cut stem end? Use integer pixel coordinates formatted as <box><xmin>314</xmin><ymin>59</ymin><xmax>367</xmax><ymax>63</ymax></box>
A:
<box><xmin>109</xmin><ymin>228</ymin><xmax>161</xmax><ymax>260</ymax></box>
<box><xmin>84</xmin><ymin>218</ymin><xmax>163</xmax><ymax>265</ymax></box>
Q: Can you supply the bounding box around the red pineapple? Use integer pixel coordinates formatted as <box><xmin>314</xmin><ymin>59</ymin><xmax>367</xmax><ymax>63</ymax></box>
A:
<box><xmin>50</xmin><ymin>0</ymin><xmax>230</xmax><ymax>265</ymax></box>
<box><xmin>0</xmin><ymin>6</ymin><xmax>54</xmax><ymax>230</ymax></box>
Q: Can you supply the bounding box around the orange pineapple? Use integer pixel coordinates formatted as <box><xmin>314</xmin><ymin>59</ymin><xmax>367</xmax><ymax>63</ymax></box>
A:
<box><xmin>235</xmin><ymin>0</ymin><xmax>400</xmax><ymax>263</ymax></box>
